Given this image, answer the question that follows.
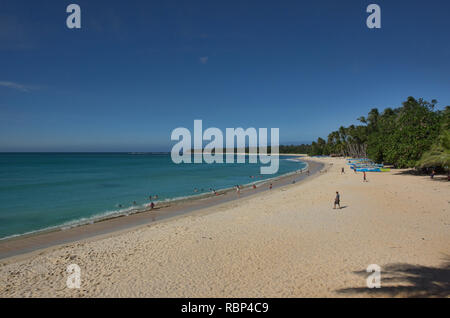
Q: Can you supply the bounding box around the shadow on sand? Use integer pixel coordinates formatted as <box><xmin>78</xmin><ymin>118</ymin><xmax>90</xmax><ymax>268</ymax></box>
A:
<box><xmin>337</xmin><ymin>259</ymin><xmax>450</xmax><ymax>298</ymax></box>
<box><xmin>392</xmin><ymin>169</ymin><xmax>449</xmax><ymax>182</ymax></box>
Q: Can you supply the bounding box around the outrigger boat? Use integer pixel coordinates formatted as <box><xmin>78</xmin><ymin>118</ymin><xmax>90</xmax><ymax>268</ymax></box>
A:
<box><xmin>346</xmin><ymin>158</ymin><xmax>390</xmax><ymax>172</ymax></box>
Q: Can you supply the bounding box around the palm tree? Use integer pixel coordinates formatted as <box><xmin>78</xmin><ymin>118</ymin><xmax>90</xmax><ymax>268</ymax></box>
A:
<box><xmin>417</xmin><ymin>107</ymin><xmax>450</xmax><ymax>170</ymax></box>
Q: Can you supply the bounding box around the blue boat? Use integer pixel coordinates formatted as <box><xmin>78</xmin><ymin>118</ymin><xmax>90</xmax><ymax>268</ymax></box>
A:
<box><xmin>355</xmin><ymin>167</ymin><xmax>382</xmax><ymax>172</ymax></box>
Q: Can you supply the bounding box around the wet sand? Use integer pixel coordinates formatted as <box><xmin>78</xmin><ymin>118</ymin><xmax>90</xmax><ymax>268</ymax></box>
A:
<box><xmin>0</xmin><ymin>159</ymin><xmax>323</xmax><ymax>260</ymax></box>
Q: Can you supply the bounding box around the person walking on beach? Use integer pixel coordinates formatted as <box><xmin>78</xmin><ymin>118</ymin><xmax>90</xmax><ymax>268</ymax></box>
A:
<box><xmin>150</xmin><ymin>202</ymin><xmax>155</xmax><ymax>210</ymax></box>
<box><xmin>363</xmin><ymin>171</ymin><xmax>368</xmax><ymax>182</ymax></box>
<box><xmin>236</xmin><ymin>185</ymin><xmax>241</xmax><ymax>196</ymax></box>
<box><xmin>269</xmin><ymin>183</ymin><xmax>273</xmax><ymax>190</ymax></box>
<box><xmin>333</xmin><ymin>191</ymin><xmax>341</xmax><ymax>209</ymax></box>
<box><xmin>341</xmin><ymin>167</ymin><xmax>345</xmax><ymax>174</ymax></box>
<box><xmin>430</xmin><ymin>169</ymin><xmax>436</xmax><ymax>179</ymax></box>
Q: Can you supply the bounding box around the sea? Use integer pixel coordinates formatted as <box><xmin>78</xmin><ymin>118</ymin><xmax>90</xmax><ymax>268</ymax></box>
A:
<box><xmin>0</xmin><ymin>153</ymin><xmax>306</xmax><ymax>240</ymax></box>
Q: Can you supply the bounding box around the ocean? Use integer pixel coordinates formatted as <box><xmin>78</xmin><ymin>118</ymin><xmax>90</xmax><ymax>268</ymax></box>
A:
<box><xmin>0</xmin><ymin>153</ymin><xmax>306</xmax><ymax>239</ymax></box>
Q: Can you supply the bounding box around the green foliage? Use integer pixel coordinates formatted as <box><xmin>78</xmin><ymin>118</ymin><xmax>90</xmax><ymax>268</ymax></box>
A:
<box><xmin>281</xmin><ymin>97</ymin><xmax>448</xmax><ymax>169</ymax></box>
<box><xmin>365</xmin><ymin>97</ymin><xmax>441</xmax><ymax>168</ymax></box>
<box><xmin>279</xmin><ymin>144</ymin><xmax>312</xmax><ymax>154</ymax></box>
<box><xmin>417</xmin><ymin>106</ymin><xmax>450</xmax><ymax>169</ymax></box>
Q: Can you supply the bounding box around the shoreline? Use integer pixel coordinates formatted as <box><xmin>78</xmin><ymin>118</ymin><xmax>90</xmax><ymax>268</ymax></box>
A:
<box><xmin>0</xmin><ymin>158</ymin><xmax>324</xmax><ymax>261</ymax></box>
<box><xmin>0</xmin><ymin>156</ymin><xmax>448</xmax><ymax>297</ymax></box>
<box><xmin>0</xmin><ymin>154</ymin><xmax>308</xmax><ymax>242</ymax></box>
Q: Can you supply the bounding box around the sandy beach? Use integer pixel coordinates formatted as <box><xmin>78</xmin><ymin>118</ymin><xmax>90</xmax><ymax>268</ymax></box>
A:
<box><xmin>0</xmin><ymin>157</ymin><xmax>449</xmax><ymax>298</ymax></box>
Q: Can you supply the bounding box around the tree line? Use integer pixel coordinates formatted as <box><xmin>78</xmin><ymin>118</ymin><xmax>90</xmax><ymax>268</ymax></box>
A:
<box><xmin>294</xmin><ymin>97</ymin><xmax>449</xmax><ymax>169</ymax></box>
<box><xmin>188</xmin><ymin>97</ymin><xmax>449</xmax><ymax>170</ymax></box>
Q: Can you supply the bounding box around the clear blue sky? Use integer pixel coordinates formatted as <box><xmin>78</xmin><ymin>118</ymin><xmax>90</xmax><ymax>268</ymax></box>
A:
<box><xmin>1</xmin><ymin>0</ymin><xmax>449</xmax><ymax>152</ymax></box>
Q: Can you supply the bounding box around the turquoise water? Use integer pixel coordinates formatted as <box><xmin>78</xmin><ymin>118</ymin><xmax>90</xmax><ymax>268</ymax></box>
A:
<box><xmin>0</xmin><ymin>153</ymin><xmax>306</xmax><ymax>239</ymax></box>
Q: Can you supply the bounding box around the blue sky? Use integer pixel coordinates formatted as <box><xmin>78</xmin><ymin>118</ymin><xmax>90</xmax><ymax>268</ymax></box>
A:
<box><xmin>1</xmin><ymin>0</ymin><xmax>450</xmax><ymax>152</ymax></box>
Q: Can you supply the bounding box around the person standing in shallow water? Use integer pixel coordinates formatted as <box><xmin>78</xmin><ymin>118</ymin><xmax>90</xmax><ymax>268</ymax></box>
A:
<box><xmin>333</xmin><ymin>191</ymin><xmax>341</xmax><ymax>209</ymax></box>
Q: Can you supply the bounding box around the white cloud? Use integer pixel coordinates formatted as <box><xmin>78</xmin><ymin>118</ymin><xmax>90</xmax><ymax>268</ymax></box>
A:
<box><xmin>199</xmin><ymin>56</ymin><xmax>209</xmax><ymax>64</ymax></box>
<box><xmin>0</xmin><ymin>81</ymin><xmax>31</xmax><ymax>92</ymax></box>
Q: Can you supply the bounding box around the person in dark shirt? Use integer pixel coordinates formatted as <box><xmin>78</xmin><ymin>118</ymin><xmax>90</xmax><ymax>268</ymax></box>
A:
<box><xmin>333</xmin><ymin>191</ymin><xmax>341</xmax><ymax>209</ymax></box>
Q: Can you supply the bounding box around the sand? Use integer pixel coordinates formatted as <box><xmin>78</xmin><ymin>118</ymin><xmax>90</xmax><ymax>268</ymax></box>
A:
<box><xmin>0</xmin><ymin>157</ymin><xmax>449</xmax><ymax>297</ymax></box>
